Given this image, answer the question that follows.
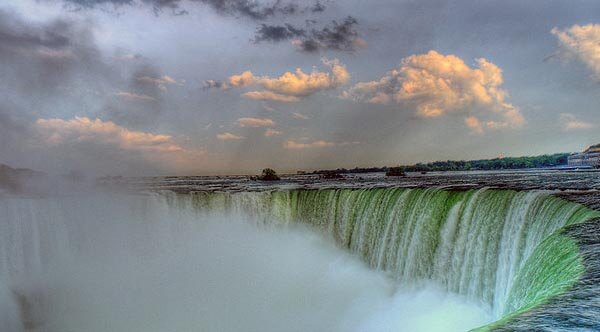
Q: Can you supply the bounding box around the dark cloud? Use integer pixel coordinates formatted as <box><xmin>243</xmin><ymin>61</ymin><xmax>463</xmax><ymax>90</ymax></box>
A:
<box><xmin>60</xmin><ymin>0</ymin><xmax>325</xmax><ymax>19</ymax></box>
<box><xmin>203</xmin><ymin>79</ymin><xmax>227</xmax><ymax>89</ymax></box>
<box><xmin>310</xmin><ymin>1</ymin><xmax>326</xmax><ymax>13</ymax></box>
<box><xmin>254</xmin><ymin>16</ymin><xmax>360</xmax><ymax>53</ymax></box>
<box><xmin>0</xmin><ymin>8</ymin><xmax>183</xmax><ymax>174</ymax></box>
<box><xmin>0</xmin><ymin>9</ymin><xmax>117</xmax><ymax>101</ymax></box>
<box><xmin>254</xmin><ymin>23</ymin><xmax>305</xmax><ymax>43</ymax></box>
<box><xmin>104</xmin><ymin>63</ymin><xmax>166</xmax><ymax>126</ymax></box>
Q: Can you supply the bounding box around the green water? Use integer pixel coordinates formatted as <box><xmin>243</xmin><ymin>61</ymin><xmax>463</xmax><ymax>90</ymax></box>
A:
<box><xmin>179</xmin><ymin>188</ymin><xmax>600</xmax><ymax>329</ymax></box>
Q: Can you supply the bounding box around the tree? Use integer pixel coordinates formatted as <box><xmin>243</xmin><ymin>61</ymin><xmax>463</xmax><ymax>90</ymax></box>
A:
<box><xmin>385</xmin><ymin>166</ymin><xmax>406</xmax><ymax>177</ymax></box>
<box><xmin>257</xmin><ymin>168</ymin><xmax>280</xmax><ymax>181</ymax></box>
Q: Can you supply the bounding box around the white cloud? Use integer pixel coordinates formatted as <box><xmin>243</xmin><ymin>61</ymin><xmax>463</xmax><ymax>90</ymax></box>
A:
<box><xmin>465</xmin><ymin>116</ymin><xmax>484</xmax><ymax>135</ymax></box>
<box><xmin>342</xmin><ymin>50</ymin><xmax>524</xmax><ymax>132</ymax></box>
<box><xmin>217</xmin><ymin>132</ymin><xmax>245</xmax><ymax>140</ymax></box>
<box><xmin>237</xmin><ymin>117</ymin><xmax>276</xmax><ymax>127</ymax></box>
<box><xmin>219</xmin><ymin>59</ymin><xmax>349</xmax><ymax>102</ymax></box>
<box><xmin>34</xmin><ymin>117</ymin><xmax>205</xmax><ymax>174</ymax></box>
<box><xmin>560</xmin><ymin>113</ymin><xmax>594</xmax><ymax>131</ymax></box>
<box><xmin>35</xmin><ymin>117</ymin><xmax>186</xmax><ymax>153</ymax></box>
<box><xmin>138</xmin><ymin>75</ymin><xmax>182</xmax><ymax>90</ymax></box>
<box><xmin>116</xmin><ymin>91</ymin><xmax>156</xmax><ymax>102</ymax></box>
<box><xmin>552</xmin><ymin>24</ymin><xmax>600</xmax><ymax>78</ymax></box>
<box><xmin>228</xmin><ymin>71</ymin><xmax>255</xmax><ymax>88</ymax></box>
<box><xmin>292</xmin><ymin>112</ymin><xmax>310</xmax><ymax>120</ymax></box>
<box><xmin>264</xmin><ymin>128</ymin><xmax>283</xmax><ymax>137</ymax></box>
<box><xmin>284</xmin><ymin>140</ymin><xmax>336</xmax><ymax>149</ymax></box>
<box><xmin>242</xmin><ymin>91</ymin><xmax>300</xmax><ymax>102</ymax></box>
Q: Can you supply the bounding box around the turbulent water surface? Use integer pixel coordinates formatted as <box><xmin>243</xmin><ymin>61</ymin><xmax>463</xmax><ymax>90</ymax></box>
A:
<box><xmin>0</xmin><ymin>185</ymin><xmax>599</xmax><ymax>331</ymax></box>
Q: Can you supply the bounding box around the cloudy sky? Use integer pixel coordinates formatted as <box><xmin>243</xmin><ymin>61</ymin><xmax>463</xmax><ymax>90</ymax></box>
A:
<box><xmin>1</xmin><ymin>0</ymin><xmax>599</xmax><ymax>175</ymax></box>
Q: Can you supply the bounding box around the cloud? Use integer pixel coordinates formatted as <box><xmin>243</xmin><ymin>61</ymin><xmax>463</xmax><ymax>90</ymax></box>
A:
<box><xmin>264</xmin><ymin>128</ymin><xmax>282</xmax><ymax>137</ymax></box>
<box><xmin>310</xmin><ymin>1</ymin><xmax>326</xmax><ymax>13</ymax></box>
<box><xmin>203</xmin><ymin>79</ymin><xmax>228</xmax><ymax>90</ymax></box>
<box><xmin>237</xmin><ymin>117</ymin><xmax>275</xmax><ymax>127</ymax></box>
<box><xmin>116</xmin><ymin>91</ymin><xmax>156</xmax><ymax>102</ymax></box>
<box><xmin>215</xmin><ymin>58</ymin><xmax>349</xmax><ymax>102</ymax></box>
<box><xmin>137</xmin><ymin>75</ymin><xmax>182</xmax><ymax>90</ymax></box>
<box><xmin>292</xmin><ymin>112</ymin><xmax>309</xmax><ymax>120</ymax></box>
<box><xmin>552</xmin><ymin>24</ymin><xmax>600</xmax><ymax>78</ymax></box>
<box><xmin>105</xmin><ymin>62</ymin><xmax>177</xmax><ymax>127</ymax></box>
<box><xmin>254</xmin><ymin>23</ymin><xmax>306</xmax><ymax>43</ymax></box>
<box><xmin>0</xmin><ymin>8</ymin><xmax>112</xmax><ymax>98</ymax></box>
<box><xmin>465</xmin><ymin>116</ymin><xmax>484</xmax><ymax>135</ymax></box>
<box><xmin>35</xmin><ymin>117</ymin><xmax>186</xmax><ymax>153</ymax></box>
<box><xmin>228</xmin><ymin>70</ymin><xmax>255</xmax><ymax>88</ymax></box>
<box><xmin>254</xmin><ymin>16</ymin><xmax>363</xmax><ymax>53</ymax></box>
<box><xmin>560</xmin><ymin>113</ymin><xmax>594</xmax><ymax>131</ymax></box>
<box><xmin>342</xmin><ymin>50</ymin><xmax>524</xmax><ymax>132</ymax></box>
<box><xmin>31</xmin><ymin>117</ymin><xmax>206</xmax><ymax>174</ymax></box>
<box><xmin>242</xmin><ymin>91</ymin><xmax>300</xmax><ymax>102</ymax></box>
<box><xmin>206</xmin><ymin>59</ymin><xmax>349</xmax><ymax>102</ymax></box>
<box><xmin>284</xmin><ymin>140</ymin><xmax>336</xmax><ymax>149</ymax></box>
<box><xmin>217</xmin><ymin>132</ymin><xmax>245</xmax><ymax>140</ymax></box>
<box><xmin>60</xmin><ymin>0</ymin><xmax>324</xmax><ymax>20</ymax></box>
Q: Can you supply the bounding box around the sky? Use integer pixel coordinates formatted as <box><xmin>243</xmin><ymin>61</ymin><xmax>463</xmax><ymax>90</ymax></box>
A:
<box><xmin>0</xmin><ymin>0</ymin><xmax>599</xmax><ymax>175</ymax></box>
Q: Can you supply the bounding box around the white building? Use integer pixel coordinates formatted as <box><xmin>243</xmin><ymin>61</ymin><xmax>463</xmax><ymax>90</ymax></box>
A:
<box><xmin>568</xmin><ymin>144</ymin><xmax>600</xmax><ymax>168</ymax></box>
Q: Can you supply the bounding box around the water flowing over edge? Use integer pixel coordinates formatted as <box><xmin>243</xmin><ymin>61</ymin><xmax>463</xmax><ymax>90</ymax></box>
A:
<box><xmin>169</xmin><ymin>187</ymin><xmax>600</xmax><ymax>331</ymax></box>
<box><xmin>1</xmin><ymin>187</ymin><xmax>599</xmax><ymax>331</ymax></box>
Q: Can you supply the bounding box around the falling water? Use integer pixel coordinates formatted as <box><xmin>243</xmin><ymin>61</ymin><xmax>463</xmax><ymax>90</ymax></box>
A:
<box><xmin>0</xmin><ymin>187</ymin><xmax>598</xmax><ymax>331</ymax></box>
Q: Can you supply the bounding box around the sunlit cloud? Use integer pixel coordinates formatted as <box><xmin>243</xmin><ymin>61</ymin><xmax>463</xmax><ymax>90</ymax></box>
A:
<box><xmin>34</xmin><ymin>117</ymin><xmax>208</xmax><ymax>174</ymax></box>
<box><xmin>208</xmin><ymin>58</ymin><xmax>349</xmax><ymax>103</ymax></box>
<box><xmin>292</xmin><ymin>112</ymin><xmax>310</xmax><ymax>120</ymax></box>
<box><xmin>264</xmin><ymin>128</ymin><xmax>283</xmax><ymax>137</ymax></box>
<box><xmin>35</xmin><ymin>117</ymin><xmax>186</xmax><ymax>153</ymax></box>
<box><xmin>243</xmin><ymin>91</ymin><xmax>300</xmax><ymax>102</ymax></box>
<box><xmin>137</xmin><ymin>75</ymin><xmax>183</xmax><ymax>91</ymax></box>
<box><xmin>116</xmin><ymin>91</ymin><xmax>156</xmax><ymax>102</ymax></box>
<box><xmin>342</xmin><ymin>50</ymin><xmax>524</xmax><ymax>132</ymax></box>
<box><xmin>560</xmin><ymin>113</ymin><xmax>594</xmax><ymax>131</ymax></box>
<box><xmin>552</xmin><ymin>24</ymin><xmax>600</xmax><ymax>78</ymax></box>
<box><xmin>465</xmin><ymin>116</ymin><xmax>484</xmax><ymax>135</ymax></box>
<box><xmin>284</xmin><ymin>140</ymin><xmax>336</xmax><ymax>149</ymax></box>
<box><xmin>217</xmin><ymin>132</ymin><xmax>245</xmax><ymax>140</ymax></box>
<box><xmin>237</xmin><ymin>117</ymin><xmax>275</xmax><ymax>127</ymax></box>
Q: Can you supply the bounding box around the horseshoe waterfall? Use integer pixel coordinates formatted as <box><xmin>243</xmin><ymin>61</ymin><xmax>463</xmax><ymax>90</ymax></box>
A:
<box><xmin>1</xmin><ymin>187</ymin><xmax>599</xmax><ymax>331</ymax></box>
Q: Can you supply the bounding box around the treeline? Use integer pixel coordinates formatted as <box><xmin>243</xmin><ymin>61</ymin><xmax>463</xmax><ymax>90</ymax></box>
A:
<box><xmin>312</xmin><ymin>153</ymin><xmax>570</xmax><ymax>174</ymax></box>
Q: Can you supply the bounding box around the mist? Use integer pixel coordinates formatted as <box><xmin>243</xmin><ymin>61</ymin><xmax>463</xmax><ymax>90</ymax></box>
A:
<box><xmin>0</xmin><ymin>193</ymin><xmax>491</xmax><ymax>332</ymax></box>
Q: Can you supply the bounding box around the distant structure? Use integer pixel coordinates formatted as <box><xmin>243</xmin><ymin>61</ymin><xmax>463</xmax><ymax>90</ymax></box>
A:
<box><xmin>568</xmin><ymin>144</ymin><xmax>600</xmax><ymax>168</ymax></box>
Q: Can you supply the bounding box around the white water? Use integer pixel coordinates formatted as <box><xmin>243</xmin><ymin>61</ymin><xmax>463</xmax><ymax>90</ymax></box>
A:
<box><xmin>0</xmin><ymin>193</ymin><xmax>491</xmax><ymax>332</ymax></box>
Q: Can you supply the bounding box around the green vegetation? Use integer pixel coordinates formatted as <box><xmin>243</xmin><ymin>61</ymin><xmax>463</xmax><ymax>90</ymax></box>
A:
<box><xmin>313</xmin><ymin>153</ymin><xmax>570</xmax><ymax>174</ymax></box>
<box><xmin>402</xmin><ymin>153</ymin><xmax>570</xmax><ymax>172</ymax></box>
<box><xmin>256</xmin><ymin>168</ymin><xmax>280</xmax><ymax>181</ymax></box>
<box><xmin>385</xmin><ymin>166</ymin><xmax>406</xmax><ymax>177</ymax></box>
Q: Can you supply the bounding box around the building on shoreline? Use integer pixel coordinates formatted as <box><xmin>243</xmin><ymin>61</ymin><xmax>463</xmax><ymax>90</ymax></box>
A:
<box><xmin>568</xmin><ymin>144</ymin><xmax>600</xmax><ymax>168</ymax></box>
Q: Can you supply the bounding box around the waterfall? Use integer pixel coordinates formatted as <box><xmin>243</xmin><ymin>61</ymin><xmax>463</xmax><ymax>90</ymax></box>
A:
<box><xmin>179</xmin><ymin>188</ymin><xmax>600</xmax><ymax>328</ymax></box>
<box><xmin>0</xmin><ymin>188</ymin><xmax>598</xmax><ymax>331</ymax></box>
